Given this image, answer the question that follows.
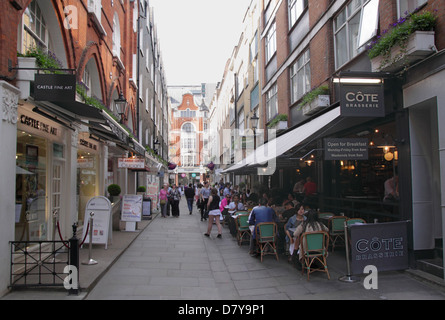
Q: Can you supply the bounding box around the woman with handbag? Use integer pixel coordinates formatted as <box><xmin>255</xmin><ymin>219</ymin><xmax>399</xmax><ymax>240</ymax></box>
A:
<box><xmin>159</xmin><ymin>184</ymin><xmax>169</xmax><ymax>218</ymax></box>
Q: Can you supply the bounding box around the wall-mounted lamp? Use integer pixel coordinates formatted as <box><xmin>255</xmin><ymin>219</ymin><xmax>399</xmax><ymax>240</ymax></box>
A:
<box><xmin>153</xmin><ymin>137</ymin><xmax>160</xmax><ymax>155</ymax></box>
<box><xmin>250</xmin><ymin>111</ymin><xmax>259</xmax><ymax>150</ymax></box>
<box><xmin>114</xmin><ymin>91</ymin><xmax>127</xmax><ymax>123</ymax></box>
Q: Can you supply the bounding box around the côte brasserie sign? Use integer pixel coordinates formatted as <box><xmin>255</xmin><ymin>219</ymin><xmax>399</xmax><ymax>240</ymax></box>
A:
<box><xmin>340</xmin><ymin>84</ymin><xmax>385</xmax><ymax>117</ymax></box>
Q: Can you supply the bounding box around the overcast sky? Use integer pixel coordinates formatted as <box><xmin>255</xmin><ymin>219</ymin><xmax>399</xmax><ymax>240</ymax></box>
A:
<box><xmin>149</xmin><ymin>0</ymin><xmax>252</xmax><ymax>85</ymax></box>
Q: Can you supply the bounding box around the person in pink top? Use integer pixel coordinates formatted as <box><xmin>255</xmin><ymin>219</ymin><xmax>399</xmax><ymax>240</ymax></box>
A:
<box><xmin>158</xmin><ymin>184</ymin><xmax>169</xmax><ymax>218</ymax></box>
<box><xmin>220</xmin><ymin>193</ymin><xmax>231</xmax><ymax>212</ymax></box>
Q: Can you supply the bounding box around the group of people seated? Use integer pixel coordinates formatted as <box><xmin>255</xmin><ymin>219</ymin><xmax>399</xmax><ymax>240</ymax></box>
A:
<box><xmin>217</xmin><ymin>184</ymin><xmax>327</xmax><ymax>269</ymax></box>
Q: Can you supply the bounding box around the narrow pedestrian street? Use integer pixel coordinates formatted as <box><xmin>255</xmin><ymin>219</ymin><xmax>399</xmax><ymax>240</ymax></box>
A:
<box><xmin>85</xmin><ymin>199</ymin><xmax>445</xmax><ymax>300</ymax></box>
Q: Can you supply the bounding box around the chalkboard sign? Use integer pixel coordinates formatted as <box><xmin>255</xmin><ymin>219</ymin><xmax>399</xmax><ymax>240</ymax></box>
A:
<box><xmin>81</xmin><ymin>196</ymin><xmax>112</xmax><ymax>249</ymax></box>
<box><xmin>142</xmin><ymin>199</ymin><xmax>151</xmax><ymax>217</ymax></box>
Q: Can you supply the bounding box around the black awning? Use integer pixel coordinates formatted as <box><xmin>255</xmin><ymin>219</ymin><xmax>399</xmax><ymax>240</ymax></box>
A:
<box><xmin>52</xmin><ymin>100</ymin><xmax>105</xmax><ymax>122</ymax></box>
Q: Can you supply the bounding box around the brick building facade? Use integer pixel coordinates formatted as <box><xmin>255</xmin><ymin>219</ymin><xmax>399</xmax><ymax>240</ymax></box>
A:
<box><xmin>0</xmin><ymin>0</ymin><xmax>169</xmax><ymax>294</ymax></box>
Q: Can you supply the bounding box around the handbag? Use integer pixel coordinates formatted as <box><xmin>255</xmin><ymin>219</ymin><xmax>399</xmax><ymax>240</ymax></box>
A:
<box><xmin>160</xmin><ymin>199</ymin><xmax>166</xmax><ymax>205</ymax></box>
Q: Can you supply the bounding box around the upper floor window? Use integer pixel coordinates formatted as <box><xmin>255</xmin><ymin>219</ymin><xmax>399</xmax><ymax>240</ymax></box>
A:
<box><xmin>397</xmin><ymin>0</ymin><xmax>427</xmax><ymax>18</ymax></box>
<box><xmin>334</xmin><ymin>0</ymin><xmax>379</xmax><ymax>69</ymax></box>
<box><xmin>289</xmin><ymin>0</ymin><xmax>308</xmax><ymax>28</ymax></box>
<box><xmin>265</xmin><ymin>22</ymin><xmax>276</xmax><ymax>63</ymax></box>
<box><xmin>88</xmin><ymin>0</ymin><xmax>102</xmax><ymax>24</ymax></box>
<box><xmin>112</xmin><ymin>13</ymin><xmax>121</xmax><ymax>58</ymax></box>
<box><xmin>22</xmin><ymin>0</ymin><xmax>48</xmax><ymax>52</ymax></box>
<box><xmin>266</xmin><ymin>83</ymin><xmax>278</xmax><ymax>122</ymax></box>
<box><xmin>290</xmin><ymin>48</ymin><xmax>311</xmax><ymax>104</ymax></box>
<box><xmin>180</xmin><ymin>109</ymin><xmax>196</xmax><ymax>118</ymax></box>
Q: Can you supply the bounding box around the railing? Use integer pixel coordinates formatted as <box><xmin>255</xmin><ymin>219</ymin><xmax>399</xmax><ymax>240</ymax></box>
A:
<box><xmin>9</xmin><ymin>222</ymin><xmax>88</xmax><ymax>294</ymax></box>
<box><xmin>9</xmin><ymin>241</ymin><xmax>69</xmax><ymax>289</ymax></box>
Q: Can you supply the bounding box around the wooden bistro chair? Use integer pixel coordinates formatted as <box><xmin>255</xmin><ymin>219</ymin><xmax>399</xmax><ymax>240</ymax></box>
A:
<box><xmin>300</xmin><ymin>231</ymin><xmax>330</xmax><ymax>280</ymax></box>
<box><xmin>255</xmin><ymin>222</ymin><xmax>279</xmax><ymax>262</ymax></box>
<box><xmin>235</xmin><ymin>213</ymin><xmax>251</xmax><ymax>246</ymax></box>
<box><xmin>346</xmin><ymin>218</ymin><xmax>366</xmax><ymax>226</ymax></box>
<box><xmin>328</xmin><ymin>216</ymin><xmax>348</xmax><ymax>251</ymax></box>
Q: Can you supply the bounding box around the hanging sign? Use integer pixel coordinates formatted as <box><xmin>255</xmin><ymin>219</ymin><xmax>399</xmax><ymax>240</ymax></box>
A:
<box><xmin>340</xmin><ymin>84</ymin><xmax>385</xmax><ymax>117</ymax></box>
<box><xmin>34</xmin><ymin>74</ymin><xmax>76</xmax><ymax>102</ymax></box>
<box><xmin>118</xmin><ymin>157</ymin><xmax>145</xmax><ymax>169</ymax></box>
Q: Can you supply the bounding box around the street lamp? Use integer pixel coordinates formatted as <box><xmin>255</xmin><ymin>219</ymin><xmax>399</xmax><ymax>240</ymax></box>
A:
<box><xmin>114</xmin><ymin>91</ymin><xmax>127</xmax><ymax>123</ymax></box>
<box><xmin>250</xmin><ymin>111</ymin><xmax>259</xmax><ymax>150</ymax></box>
<box><xmin>153</xmin><ymin>137</ymin><xmax>160</xmax><ymax>155</ymax></box>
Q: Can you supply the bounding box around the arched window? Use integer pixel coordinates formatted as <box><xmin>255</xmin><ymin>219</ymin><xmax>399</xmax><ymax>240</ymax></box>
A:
<box><xmin>182</xmin><ymin>123</ymin><xmax>195</xmax><ymax>133</ymax></box>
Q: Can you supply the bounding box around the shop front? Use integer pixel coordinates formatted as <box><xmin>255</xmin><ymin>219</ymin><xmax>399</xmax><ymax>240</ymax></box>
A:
<box><xmin>15</xmin><ymin>102</ymin><xmax>69</xmax><ymax>242</ymax></box>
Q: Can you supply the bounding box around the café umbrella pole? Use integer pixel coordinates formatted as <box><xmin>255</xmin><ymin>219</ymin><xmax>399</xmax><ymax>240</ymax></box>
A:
<box><xmin>82</xmin><ymin>212</ymin><xmax>98</xmax><ymax>265</ymax></box>
<box><xmin>339</xmin><ymin>221</ymin><xmax>360</xmax><ymax>283</ymax></box>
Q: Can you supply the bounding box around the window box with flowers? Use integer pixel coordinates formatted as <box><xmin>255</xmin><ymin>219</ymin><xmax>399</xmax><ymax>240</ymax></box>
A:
<box><xmin>267</xmin><ymin>114</ymin><xmax>288</xmax><ymax>131</ymax></box>
<box><xmin>368</xmin><ymin>10</ymin><xmax>437</xmax><ymax>72</ymax></box>
<box><xmin>298</xmin><ymin>85</ymin><xmax>330</xmax><ymax>116</ymax></box>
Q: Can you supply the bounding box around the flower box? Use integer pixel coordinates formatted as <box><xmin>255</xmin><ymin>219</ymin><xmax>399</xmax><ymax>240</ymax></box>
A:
<box><xmin>269</xmin><ymin>120</ymin><xmax>288</xmax><ymax>131</ymax></box>
<box><xmin>302</xmin><ymin>95</ymin><xmax>330</xmax><ymax>116</ymax></box>
<box><xmin>371</xmin><ymin>31</ymin><xmax>435</xmax><ymax>72</ymax></box>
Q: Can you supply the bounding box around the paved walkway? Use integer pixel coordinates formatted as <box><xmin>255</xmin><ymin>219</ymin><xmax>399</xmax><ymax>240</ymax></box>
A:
<box><xmin>84</xmin><ymin>199</ymin><xmax>445</xmax><ymax>300</ymax></box>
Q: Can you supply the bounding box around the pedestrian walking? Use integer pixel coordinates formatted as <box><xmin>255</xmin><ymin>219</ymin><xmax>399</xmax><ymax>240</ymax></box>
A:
<box><xmin>185</xmin><ymin>183</ymin><xmax>195</xmax><ymax>215</ymax></box>
<box><xmin>169</xmin><ymin>184</ymin><xmax>181</xmax><ymax>217</ymax></box>
<box><xmin>204</xmin><ymin>188</ymin><xmax>222</xmax><ymax>238</ymax></box>
<box><xmin>199</xmin><ymin>181</ymin><xmax>211</xmax><ymax>221</ymax></box>
<box><xmin>159</xmin><ymin>184</ymin><xmax>169</xmax><ymax>218</ymax></box>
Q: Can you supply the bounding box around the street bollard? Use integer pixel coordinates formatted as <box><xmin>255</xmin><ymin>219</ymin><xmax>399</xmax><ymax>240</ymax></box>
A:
<box><xmin>82</xmin><ymin>212</ymin><xmax>98</xmax><ymax>265</ymax></box>
<box><xmin>68</xmin><ymin>222</ymin><xmax>79</xmax><ymax>295</ymax></box>
<box><xmin>338</xmin><ymin>221</ymin><xmax>360</xmax><ymax>283</ymax></box>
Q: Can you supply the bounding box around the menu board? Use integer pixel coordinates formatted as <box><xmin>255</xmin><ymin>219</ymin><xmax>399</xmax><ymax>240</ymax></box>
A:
<box><xmin>81</xmin><ymin>196</ymin><xmax>112</xmax><ymax>249</ymax></box>
<box><xmin>146</xmin><ymin>181</ymin><xmax>159</xmax><ymax>210</ymax></box>
<box><xmin>121</xmin><ymin>194</ymin><xmax>143</xmax><ymax>222</ymax></box>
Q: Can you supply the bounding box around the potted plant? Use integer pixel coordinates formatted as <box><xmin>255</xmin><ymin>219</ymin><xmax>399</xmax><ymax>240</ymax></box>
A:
<box><xmin>137</xmin><ymin>186</ymin><xmax>146</xmax><ymax>195</ymax></box>
<box><xmin>107</xmin><ymin>184</ymin><xmax>121</xmax><ymax>203</ymax></box>
<box><xmin>298</xmin><ymin>85</ymin><xmax>330</xmax><ymax>116</ymax></box>
<box><xmin>368</xmin><ymin>10</ymin><xmax>437</xmax><ymax>72</ymax></box>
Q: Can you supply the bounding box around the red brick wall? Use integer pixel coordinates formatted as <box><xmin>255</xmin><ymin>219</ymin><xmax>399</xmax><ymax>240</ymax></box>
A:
<box><xmin>0</xmin><ymin>0</ymin><xmax>138</xmax><ymax>133</ymax></box>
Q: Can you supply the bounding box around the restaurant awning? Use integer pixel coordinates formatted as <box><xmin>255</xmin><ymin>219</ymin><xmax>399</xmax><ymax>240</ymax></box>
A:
<box><xmin>223</xmin><ymin>106</ymin><xmax>342</xmax><ymax>173</ymax></box>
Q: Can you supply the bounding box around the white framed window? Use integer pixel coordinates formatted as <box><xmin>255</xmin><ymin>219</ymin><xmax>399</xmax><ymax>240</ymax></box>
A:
<box><xmin>289</xmin><ymin>0</ymin><xmax>308</xmax><ymax>28</ymax></box>
<box><xmin>22</xmin><ymin>0</ymin><xmax>48</xmax><ymax>52</ymax></box>
<box><xmin>357</xmin><ymin>0</ymin><xmax>379</xmax><ymax>48</ymax></box>
<box><xmin>397</xmin><ymin>0</ymin><xmax>428</xmax><ymax>18</ymax></box>
<box><xmin>334</xmin><ymin>0</ymin><xmax>378</xmax><ymax>69</ymax></box>
<box><xmin>88</xmin><ymin>0</ymin><xmax>102</xmax><ymax>24</ymax></box>
<box><xmin>290</xmin><ymin>48</ymin><xmax>311</xmax><ymax>104</ymax></box>
<box><xmin>250</xmin><ymin>30</ymin><xmax>258</xmax><ymax>63</ymax></box>
<box><xmin>265</xmin><ymin>22</ymin><xmax>276</xmax><ymax>63</ymax></box>
<box><xmin>266</xmin><ymin>83</ymin><xmax>278</xmax><ymax>122</ymax></box>
<box><xmin>112</xmin><ymin>13</ymin><xmax>121</xmax><ymax>58</ymax></box>
<box><xmin>180</xmin><ymin>109</ymin><xmax>196</xmax><ymax>118</ymax></box>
